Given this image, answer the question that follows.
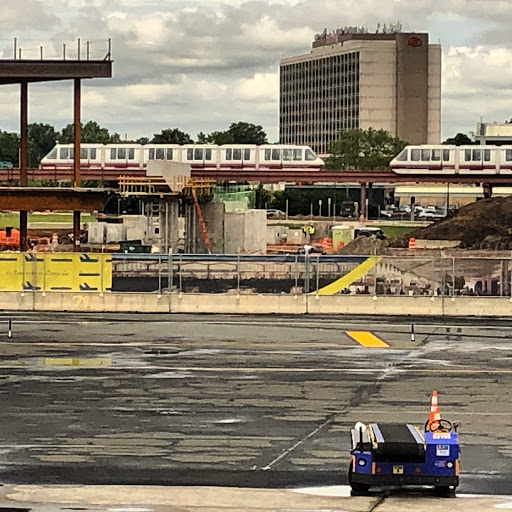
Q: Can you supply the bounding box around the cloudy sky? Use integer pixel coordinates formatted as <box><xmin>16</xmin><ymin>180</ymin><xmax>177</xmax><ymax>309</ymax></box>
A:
<box><xmin>0</xmin><ymin>0</ymin><xmax>510</xmax><ymax>142</ymax></box>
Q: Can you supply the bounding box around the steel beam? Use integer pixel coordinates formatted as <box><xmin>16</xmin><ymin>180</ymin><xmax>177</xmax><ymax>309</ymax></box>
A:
<box><xmin>0</xmin><ymin>188</ymin><xmax>107</xmax><ymax>211</ymax></box>
<box><xmin>0</xmin><ymin>60</ymin><xmax>112</xmax><ymax>84</ymax></box>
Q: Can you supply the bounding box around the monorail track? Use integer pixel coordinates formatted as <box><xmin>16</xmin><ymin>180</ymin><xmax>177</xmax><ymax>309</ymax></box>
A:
<box><xmin>2</xmin><ymin>167</ymin><xmax>511</xmax><ymax>184</ymax></box>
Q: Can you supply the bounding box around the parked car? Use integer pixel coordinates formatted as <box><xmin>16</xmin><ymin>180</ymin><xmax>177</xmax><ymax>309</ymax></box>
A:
<box><xmin>266</xmin><ymin>209</ymin><xmax>284</xmax><ymax>219</ymax></box>
<box><xmin>354</xmin><ymin>228</ymin><xmax>387</xmax><ymax>240</ymax></box>
<box><xmin>419</xmin><ymin>210</ymin><xmax>445</xmax><ymax>219</ymax></box>
<box><xmin>297</xmin><ymin>244</ymin><xmax>326</xmax><ymax>255</ymax></box>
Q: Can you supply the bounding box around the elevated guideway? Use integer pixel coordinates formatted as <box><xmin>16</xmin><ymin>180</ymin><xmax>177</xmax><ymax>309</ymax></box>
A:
<box><xmin>4</xmin><ymin>167</ymin><xmax>512</xmax><ymax>184</ymax></box>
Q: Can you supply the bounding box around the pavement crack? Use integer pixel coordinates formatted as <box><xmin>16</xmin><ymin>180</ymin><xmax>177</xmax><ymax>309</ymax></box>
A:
<box><xmin>260</xmin><ymin>414</ymin><xmax>334</xmax><ymax>470</ymax></box>
<box><xmin>369</xmin><ymin>495</ymin><xmax>387</xmax><ymax>512</ymax></box>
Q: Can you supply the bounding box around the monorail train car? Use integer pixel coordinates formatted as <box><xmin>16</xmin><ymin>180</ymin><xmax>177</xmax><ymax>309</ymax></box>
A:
<box><xmin>40</xmin><ymin>143</ymin><xmax>325</xmax><ymax>172</ymax></box>
<box><xmin>390</xmin><ymin>145</ymin><xmax>512</xmax><ymax>175</ymax></box>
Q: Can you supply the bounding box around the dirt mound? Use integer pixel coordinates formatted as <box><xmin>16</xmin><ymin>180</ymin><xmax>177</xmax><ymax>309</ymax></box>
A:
<box><xmin>391</xmin><ymin>196</ymin><xmax>512</xmax><ymax>250</ymax></box>
<box><xmin>338</xmin><ymin>235</ymin><xmax>388</xmax><ymax>255</ymax></box>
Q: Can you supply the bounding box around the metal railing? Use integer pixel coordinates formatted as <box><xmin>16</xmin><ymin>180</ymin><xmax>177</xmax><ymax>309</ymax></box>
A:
<box><xmin>0</xmin><ymin>38</ymin><xmax>112</xmax><ymax>61</ymax></box>
<box><xmin>2</xmin><ymin>252</ymin><xmax>510</xmax><ymax>297</ymax></box>
<box><xmin>109</xmin><ymin>254</ymin><xmax>512</xmax><ymax>297</ymax></box>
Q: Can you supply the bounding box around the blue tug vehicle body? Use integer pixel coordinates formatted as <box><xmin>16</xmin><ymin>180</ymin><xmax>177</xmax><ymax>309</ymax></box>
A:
<box><xmin>349</xmin><ymin>394</ymin><xmax>460</xmax><ymax>496</ymax></box>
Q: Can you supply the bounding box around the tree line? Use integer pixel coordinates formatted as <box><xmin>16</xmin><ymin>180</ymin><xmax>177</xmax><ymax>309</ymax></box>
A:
<box><xmin>0</xmin><ymin>121</ymin><xmax>268</xmax><ymax>167</ymax></box>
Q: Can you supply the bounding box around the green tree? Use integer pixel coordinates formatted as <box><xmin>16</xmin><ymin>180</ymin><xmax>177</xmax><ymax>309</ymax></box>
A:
<box><xmin>226</xmin><ymin>122</ymin><xmax>267</xmax><ymax>144</ymax></box>
<box><xmin>0</xmin><ymin>130</ymin><xmax>20</xmax><ymax>166</ymax></box>
<box><xmin>151</xmin><ymin>128</ymin><xmax>193</xmax><ymax>144</ymax></box>
<box><xmin>443</xmin><ymin>133</ymin><xmax>473</xmax><ymax>145</ymax></box>
<box><xmin>60</xmin><ymin>120</ymin><xmax>111</xmax><ymax>143</ymax></box>
<box><xmin>204</xmin><ymin>122</ymin><xmax>268</xmax><ymax>145</ymax></box>
<box><xmin>28</xmin><ymin>123</ymin><xmax>58</xmax><ymax>167</ymax></box>
<box><xmin>206</xmin><ymin>130</ymin><xmax>235</xmax><ymax>145</ymax></box>
<box><xmin>326</xmin><ymin>128</ymin><xmax>407</xmax><ymax>170</ymax></box>
<box><xmin>196</xmin><ymin>132</ymin><xmax>208</xmax><ymax>144</ymax></box>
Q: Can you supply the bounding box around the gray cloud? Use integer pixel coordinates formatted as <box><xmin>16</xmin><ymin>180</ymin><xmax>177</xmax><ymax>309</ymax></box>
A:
<box><xmin>0</xmin><ymin>0</ymin><xmax>509</xmax><ymax>141</ymax></box>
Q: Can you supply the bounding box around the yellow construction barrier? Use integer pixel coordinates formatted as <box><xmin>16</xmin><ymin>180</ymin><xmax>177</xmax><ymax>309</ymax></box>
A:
<box><xmin>0</xmin><ymin>252</ymin><xmax>112</xmax><ymax>292</ymax></box>
<box><xmin>316</xmin><ymin>256</ymin><xmax>381</xmax><ymax>296</ymax></box>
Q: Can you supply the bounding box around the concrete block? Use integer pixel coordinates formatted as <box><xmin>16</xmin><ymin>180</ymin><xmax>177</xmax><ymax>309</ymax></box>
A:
<box><xmin>106</xmin><ymin>224</ymin><xmax>127</xmax><ymax>243</ymax></box>
<box><xmin>88</xmin><ymin>222</ymin><xmax>105</xmax><ymax>244</ymax></box>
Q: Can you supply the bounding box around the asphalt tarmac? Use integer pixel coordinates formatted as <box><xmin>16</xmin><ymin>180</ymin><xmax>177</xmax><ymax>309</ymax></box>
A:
<box><xmin>0</xmin><ymin>313</ymin><xmax>511</xmax><ymax>496</ymax></box>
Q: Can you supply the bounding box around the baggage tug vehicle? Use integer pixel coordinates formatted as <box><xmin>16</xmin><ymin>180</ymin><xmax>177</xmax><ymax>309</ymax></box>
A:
<box><xmin>348</xmin><ymin>391</ymin><xmax>460</xmax><ymax>496</ymax></box>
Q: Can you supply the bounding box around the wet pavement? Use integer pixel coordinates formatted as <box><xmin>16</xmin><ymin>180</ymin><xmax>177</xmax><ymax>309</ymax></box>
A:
<box><xmin>1</xmin><ymin>484</ymin><xmax>512</xmax><ymax>511</ymax></box>
<box><xmin>0</xmin><ymin>313</ymin><xmax>511</xmax><ymax>496</ymax></box>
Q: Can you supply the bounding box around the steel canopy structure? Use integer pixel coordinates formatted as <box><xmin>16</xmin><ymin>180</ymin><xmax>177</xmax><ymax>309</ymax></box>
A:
<box><xmin>0</xmin><ymin>39</ymin><xmax>112</xmax><ymax>250</ymax></box>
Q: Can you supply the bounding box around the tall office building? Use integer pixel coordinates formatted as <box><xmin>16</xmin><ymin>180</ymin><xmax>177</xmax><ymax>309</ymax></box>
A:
<box><xmin>279</xmin><ymin>27</ymin><xmax>441</xmax><ymax>155</ymax></box>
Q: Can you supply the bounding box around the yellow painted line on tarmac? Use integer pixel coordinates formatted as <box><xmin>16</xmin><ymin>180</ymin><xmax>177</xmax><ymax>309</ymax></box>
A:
<box><xmin>346</xmin><ymin>331</ymin><xmax>389</xmax><ymax>348</ymax></box>
<box><xmin>42</xmin><ymin>357</ymin><xmax>112</xmax><ymax>367</ymax></box>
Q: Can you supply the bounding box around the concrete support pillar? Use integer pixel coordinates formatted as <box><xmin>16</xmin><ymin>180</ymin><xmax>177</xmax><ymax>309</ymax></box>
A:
<box><xmin>184</xmin><ymin>203</ymin><xmax>194</xmax><ymax>254</ymax></box>
<box><xmin>168</xmin><ymin>199</ymin><xmax>180</xmax><ymax>252</ymax></box>
<box><xmin>360</xmin><ymin>182</ymin><xmax>367</xmax><ymax>220</ymax></box>
<box><xmin>500</xmin><ymin>259</ymin><xmax>508</xmax><ymax>297</ymax></box>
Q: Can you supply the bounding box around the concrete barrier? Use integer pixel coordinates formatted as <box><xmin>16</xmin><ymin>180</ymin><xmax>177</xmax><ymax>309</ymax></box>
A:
<box><xmin>1</xmin><ymin>291</ymin><xmax>512</xmax><ymax>317</ymax></box>
<box><xmin>170</xmin><ymin>293</ymin><xmax>306</xmax><ymax>314</ymax></box>
<box><xmin>46</xmin><ymin>292</ymin><xmax>169</xmax><ymax>313</ymax></box>
<box><xmin>0</xmin><ymin>292</ymin><xmax>35</xmax><ymax>311</ymax></box>
<box><xmin>442</xmin><ymin>296</ymin><xmax>512</xmax><ymax>317</ymax></box>
<box><xmin>307</xmin><ymin>294</ymin><xmax>444</xmax><ymax>316</ymax></box>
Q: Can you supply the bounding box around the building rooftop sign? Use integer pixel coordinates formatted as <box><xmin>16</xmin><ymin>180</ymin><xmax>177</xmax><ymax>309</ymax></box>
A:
<box><xmin>314</xmin><ymin>22</ymin><xmax>402</xmax><ymax>42</ymax></box>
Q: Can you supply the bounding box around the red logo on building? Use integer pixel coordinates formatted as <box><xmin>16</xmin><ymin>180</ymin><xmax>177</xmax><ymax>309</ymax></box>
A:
<box><xmin>408</xmin><ymin>36</ymin><xmax>423</xmax><ymax>47</ymax></box>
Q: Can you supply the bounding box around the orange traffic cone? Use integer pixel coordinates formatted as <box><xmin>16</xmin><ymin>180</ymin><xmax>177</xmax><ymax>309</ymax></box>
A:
<box><xmin>427</xmin><ymin>390</ymin><xmax>441</xmax><ymax>428</ymax></box>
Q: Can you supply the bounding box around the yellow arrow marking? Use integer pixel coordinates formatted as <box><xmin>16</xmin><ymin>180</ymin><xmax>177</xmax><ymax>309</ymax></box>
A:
<box><xmin>347</xmin><ymin>331</ymin><xmax>389</xmax><ymax>348</ymax></box>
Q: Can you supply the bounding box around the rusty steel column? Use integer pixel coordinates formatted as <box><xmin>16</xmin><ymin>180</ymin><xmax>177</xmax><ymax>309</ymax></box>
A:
<box><xmin>73</xmin><ymin>78</ymin><xmax>81</xmax><ymax>252</ymax></box>
<box><xmin>73</xmin><ymin>78</ymin><xmax>81</xmax><ymax>187</ymax></box>
<box><xmin>20</xmin><ymin>81</ymin><xmax>28</xmax><ymax>251</ymax></box>
<box><xmin>360</xmin><ymin>182</ymin><xmax>367</xmax><ymax>220</ymax></box>
<box><xmin>73</xmin><ymin>210</ymin><xmax>81</xmax><ymax>251</ymax></box>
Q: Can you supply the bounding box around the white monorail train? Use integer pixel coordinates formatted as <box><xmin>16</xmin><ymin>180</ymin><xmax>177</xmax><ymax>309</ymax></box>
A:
<box><xmin>390</xmin><ymin>145</ymin><xmax>512</xmax><ymax>174</ymax></box>
<box><xmin>40</xmin><ymin>143</ymin><xmax>325</xmax><ymax>171</ymax></box>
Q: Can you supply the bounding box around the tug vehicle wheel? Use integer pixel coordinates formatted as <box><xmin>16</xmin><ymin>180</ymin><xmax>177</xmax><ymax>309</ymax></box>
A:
<box><xmin>434</xmin><ymin>485</ymin><xmax>456</xmax><ymax>497</ymax></box>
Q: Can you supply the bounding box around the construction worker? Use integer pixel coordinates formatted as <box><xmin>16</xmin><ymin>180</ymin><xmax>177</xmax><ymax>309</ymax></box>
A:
<box><xmin>302</xmin><ymin>224</ymin><xmax>315</xmax><ymax>243</ymax></box>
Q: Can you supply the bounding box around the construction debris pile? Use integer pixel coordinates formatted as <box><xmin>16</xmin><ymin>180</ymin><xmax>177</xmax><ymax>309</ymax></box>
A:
<box><xmin>338</xmin><ymin>235</ymin><xmax>388</xmax><ymax>255</ymax></box>
<box><xmin>392</xmin><ymin>196</ymin><xmax>512</xmax><ymax>250</ymax></box>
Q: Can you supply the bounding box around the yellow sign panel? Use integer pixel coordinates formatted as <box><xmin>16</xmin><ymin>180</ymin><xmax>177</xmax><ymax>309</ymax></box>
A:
<box><xmin>0</xmin><ymin>252</ymin><xmax>112</xmax><ymax>292</ymax></box>
<box><xmin>0</xmin><ymin>253</ymin><xmax>25</xmax><ymax>291</ymax></box>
